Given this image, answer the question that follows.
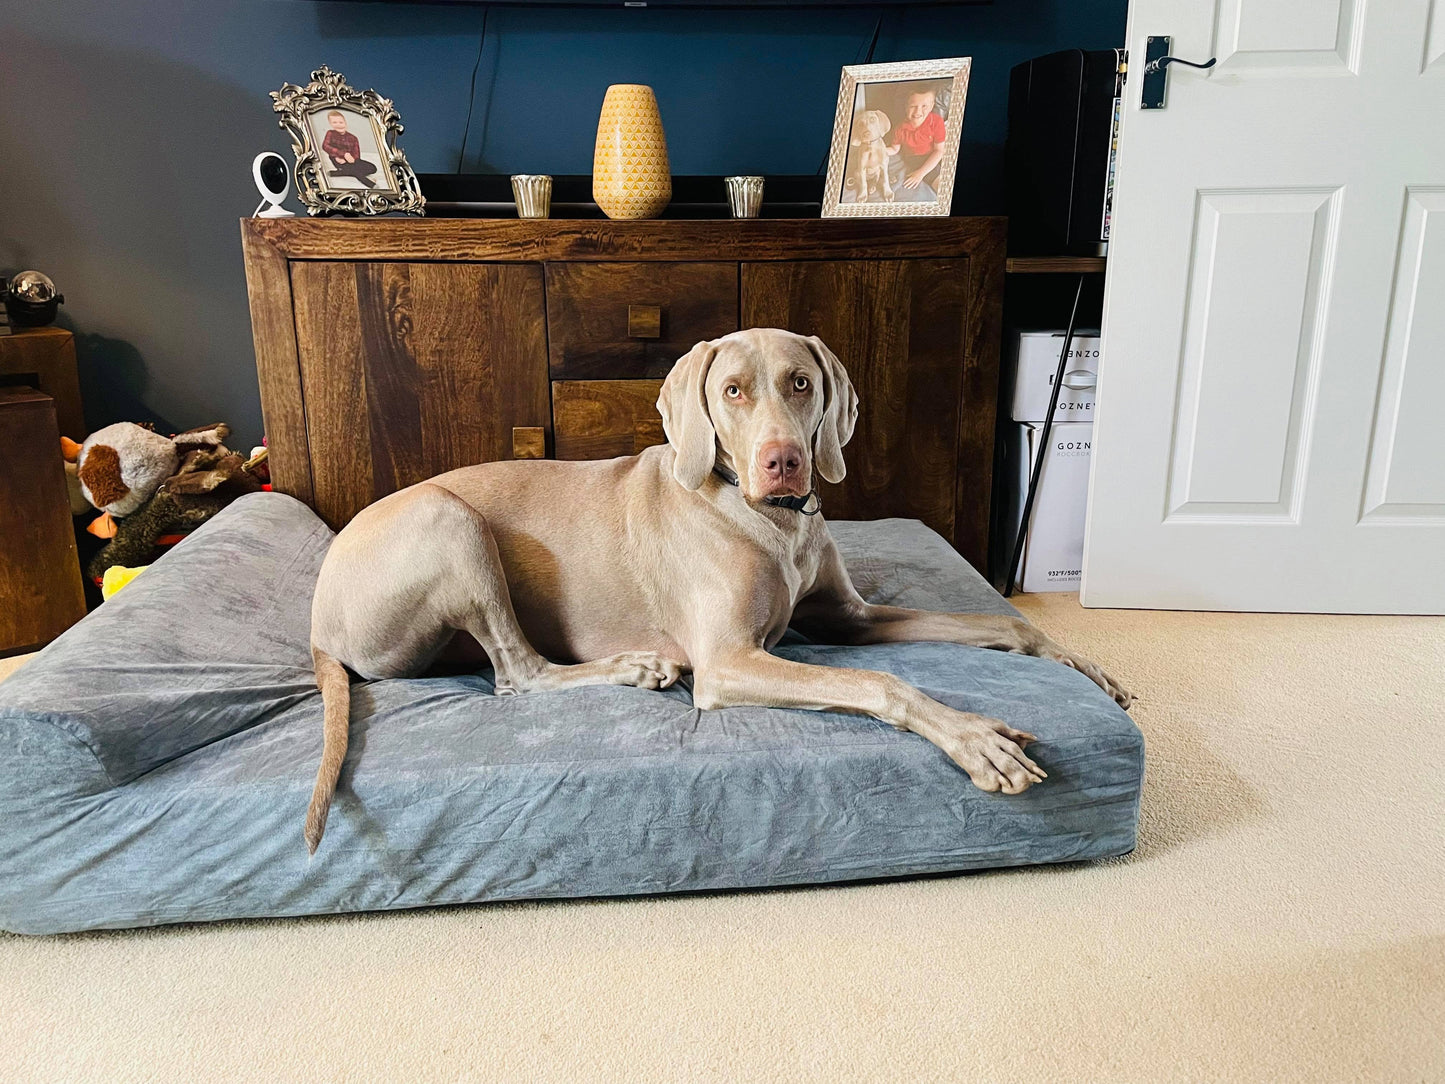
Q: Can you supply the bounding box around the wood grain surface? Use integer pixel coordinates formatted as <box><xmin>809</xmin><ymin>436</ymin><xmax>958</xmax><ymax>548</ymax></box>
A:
<box><xmin>290</xmin><ymin>261</ymin><xmax>550</xmax><ymax>529</ymax></box>
<box><xmin>626</xmin><ymin>305</ymin><xmax>662</xmax><ymax>340</ymax></box>
<box><xmin>0</xmin><ymin>388</ymin><xmax>86</xmax><ymax>653</ymax></box>
<box><xmin>241</xmin><ymin>223</ymin><xmax>315</xmax><ymax>507</ymax></box>
<box><xmin>743</xmin><ymin>259</ymin><xmax>987</xmax><ymax>564</ymax></box>
<box><xmin>553</xmin><ymin>380</ymin><xmax>666</xmax><ymax>460</ymax></box>
<box><xmin>546</xmin><ymin>262</ymin><xmax>737</xmax><ymax>379</ymax></box>
<box><xmin>0</xmin><ymin>327</ymin><xmax>85</xmax><ymax>440</ymax></box>
<box><xmin>245</xmin><ymin>216</ymin><xmax>1007</xmax><ymax>263</ymax></box>
<box><xmin>959</xmin><ymin>226</ymin><xmax>1007</xmax><ymax>575</ymax></box>
<box><xmin>1005</xmin><ymin>256</ymin><xmax>1107</xmax><ymax>274</ymax></box>
<box><xmin>511</xmin><ymin>426</ymin><xmax>547</xmax><ymax>459</ymax></box>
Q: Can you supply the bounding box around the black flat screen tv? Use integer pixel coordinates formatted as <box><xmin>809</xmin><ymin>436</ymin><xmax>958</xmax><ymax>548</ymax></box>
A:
<box><xmin>325</xmin><ymin>1</ymin><xmax>986</xmax><ymax>7</ymax></box>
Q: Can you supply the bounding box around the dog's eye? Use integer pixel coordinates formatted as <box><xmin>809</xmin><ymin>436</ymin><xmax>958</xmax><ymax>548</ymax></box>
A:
<box><xmin>725</xmin><ymin>384</ymin><xmax>742</xmax><ymax>399</ymax></box>
<box><xmin>793</xmin><ymin>376</ymin><xmax>810</xmax><ymax>392</ymax></box>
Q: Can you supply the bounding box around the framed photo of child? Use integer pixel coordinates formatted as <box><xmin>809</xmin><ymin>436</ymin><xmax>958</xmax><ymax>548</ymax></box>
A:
<box><xmin>271</xmin><ymin>67</ymin><xmax>425</xmax><ymax>216</ymax></box>
<box><xmin>822</xmin><ymin>57</ymin><xmax>971</xmax><ymax>218</ymax></box>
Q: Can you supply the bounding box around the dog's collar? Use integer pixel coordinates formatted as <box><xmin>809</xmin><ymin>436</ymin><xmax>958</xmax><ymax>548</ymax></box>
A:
<box><xmin>712</xmin><ymin>465</ymin><xmax>821</xmax><ymax>515</ymax></box>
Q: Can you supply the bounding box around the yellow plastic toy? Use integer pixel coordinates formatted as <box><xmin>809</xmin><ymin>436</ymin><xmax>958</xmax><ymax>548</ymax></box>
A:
<box><xmin>100</xmin><ymin>564</ymin><xmax>150</xmax><ymax>601</ymax></box>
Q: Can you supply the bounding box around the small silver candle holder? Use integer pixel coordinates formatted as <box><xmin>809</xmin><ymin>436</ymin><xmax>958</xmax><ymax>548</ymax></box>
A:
<box><xmin>724</xmin><ymin>175</ymin><xmax>764</xmax><ymax>219</ymax></box>
<box><xmin>511</xmin><ymin>174</ymin><xmax>553</xmax><ymax>219</ymax></box>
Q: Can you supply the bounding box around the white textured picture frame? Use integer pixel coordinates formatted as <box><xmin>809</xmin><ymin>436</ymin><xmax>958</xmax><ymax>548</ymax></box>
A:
<box><xmin>822</xmin><ymin>57</ymin><xmax>972</xmax><ymax>219</ymax></box>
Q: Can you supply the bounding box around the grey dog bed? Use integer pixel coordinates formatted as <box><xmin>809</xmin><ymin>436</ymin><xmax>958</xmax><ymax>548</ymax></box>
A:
<box><xmin>0</xmin><ymin>493</ymin><xmax>1142</xmax><ymax>934</ymax></box>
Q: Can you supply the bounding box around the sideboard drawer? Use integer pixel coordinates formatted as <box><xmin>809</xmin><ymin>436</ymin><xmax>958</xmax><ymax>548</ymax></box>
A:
<box><xmin>546</xmin><ymin>262</ymin><xmax>737</xmax><ymax>380</ymax></box>
<box><xmin>553</xmin><ymin>379</ymin><xmax>666</xmax><ymax>460</ymax></box>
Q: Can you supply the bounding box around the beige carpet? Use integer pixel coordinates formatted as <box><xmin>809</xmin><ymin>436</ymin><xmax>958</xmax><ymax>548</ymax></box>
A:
<box><xmin>2</xmin><ymin>597</ymin><xmax>1442</xmax><ymax>1083</ymax></box>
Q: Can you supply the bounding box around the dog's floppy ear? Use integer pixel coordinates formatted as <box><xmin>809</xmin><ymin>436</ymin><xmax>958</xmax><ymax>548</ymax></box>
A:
<box><xmin>806</xmin><ymin>336</ymin><xmax>859</xmax><ymax>485</ymax></box>
<box><xmin>656</xmin><ymin>339</ymin><xmax>720</xmax><ymax>490</ymax></box>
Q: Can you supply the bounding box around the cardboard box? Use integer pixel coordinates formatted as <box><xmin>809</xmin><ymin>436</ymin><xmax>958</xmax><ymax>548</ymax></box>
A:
<box><xmin>999</xmin><ymin>421</ymin><xmax>1092</xmax><ymax>593</ymax></box>
<box><xmin>1008</xmin><ymin>330</ymin><xmax>1101</xmax><ymax>423</ymax></box>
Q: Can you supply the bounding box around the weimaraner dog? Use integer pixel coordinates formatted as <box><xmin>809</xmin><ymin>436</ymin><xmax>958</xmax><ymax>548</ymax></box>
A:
<box><xmin>848</xmin><ymin>109</ymin><xmax>893</xmax><ymax>203</ymax></box>
<box><xmin>305</xmin><ymin>328</ymin><xmax>1131</xmax><ymax>852</ymax></box>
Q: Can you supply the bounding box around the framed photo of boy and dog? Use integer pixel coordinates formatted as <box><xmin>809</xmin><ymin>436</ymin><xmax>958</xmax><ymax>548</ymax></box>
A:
<box><xmin>822</xmin><ymin>57</ymin><xmax>971</xmax><ymax>218</ymax></box>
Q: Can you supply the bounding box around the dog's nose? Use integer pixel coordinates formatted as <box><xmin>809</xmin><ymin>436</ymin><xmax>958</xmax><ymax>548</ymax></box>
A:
<box><xmin>758</xmin><ymin>441</ymin><xmax>804</xmax><ymax>482</ymax></box>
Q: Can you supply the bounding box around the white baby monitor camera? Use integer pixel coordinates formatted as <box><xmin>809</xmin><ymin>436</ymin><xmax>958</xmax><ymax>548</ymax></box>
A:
<box><xmin>252</xmin><ymin>152</ymin><xmax>295</xmax><ymax>218</ymax></box>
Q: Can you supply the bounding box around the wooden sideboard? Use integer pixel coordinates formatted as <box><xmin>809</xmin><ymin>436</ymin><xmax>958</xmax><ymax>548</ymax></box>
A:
<box><xmin>241</xmin><ymin>217</ymin><xmax>1005</xmax><ymax>570</ymax></box>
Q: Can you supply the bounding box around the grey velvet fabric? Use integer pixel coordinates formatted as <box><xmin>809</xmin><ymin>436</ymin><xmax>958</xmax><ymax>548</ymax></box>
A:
<box><xmin>0</xmin><ymin>494</ymin><xmax>1142</xmax><ymax>935</ymax></box>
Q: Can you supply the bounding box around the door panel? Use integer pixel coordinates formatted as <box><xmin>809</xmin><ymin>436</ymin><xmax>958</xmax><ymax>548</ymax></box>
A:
<box><xmin>1166</xmin><ymin>188</ymin><xmax>1337</xmax><ymax>520</ymax></box>
<box><xmin>742</xmin><ymin>259</ymin><xmax>979</xmax><ymax>564</ymax></box>
<box><xmin>1085</xmin><ymin>0</ymin><xmax>1445</xmax><ymax>611</ymax></box>
<box><xmin>1211</xmin><ymin>0</ymin><xmax>1362</xmax><ymax>73</ymax></box>
<box><xmin>1429</xmin><ymin>1</ymin><xmax>1445</xmax><ymax>73</ymax></box>
<box><xmin>291</xmin><ymin>261</ymin><xmax>549</xmax><ymax>529</ymax></box>
<box><xmin>1361</xmin><ymin>188</ymin><xmax>1445</xmax><ymax>521</ymax></box>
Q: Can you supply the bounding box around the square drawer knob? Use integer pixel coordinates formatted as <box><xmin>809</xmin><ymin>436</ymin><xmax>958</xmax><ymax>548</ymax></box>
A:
<box><xmin>511</xmin><ymin>426</ymin><xmax>546</xmax><ymax>459</ymax></box>
<box><xmin>627</xmin><ymin>304</ymin><xmax>662</xmax><ymax>339</ymax></box>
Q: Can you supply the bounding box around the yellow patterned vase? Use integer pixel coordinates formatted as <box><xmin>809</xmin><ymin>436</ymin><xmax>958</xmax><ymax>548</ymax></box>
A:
<box><xmin>592</xmin><ymin>84</ymin><xmax>672</xmax><ymax>220</ymax></box>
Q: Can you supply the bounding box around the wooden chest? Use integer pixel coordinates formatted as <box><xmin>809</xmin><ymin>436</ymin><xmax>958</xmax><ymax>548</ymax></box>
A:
<box><xmin>241</xmin><ymin>218</ymin><xmax>1004</xmax><ymax>570</ymax></box>
<box><xmin>0</xmin><ymin>387</ymin><xmax>86</xmax><ymax>654</ymax></box>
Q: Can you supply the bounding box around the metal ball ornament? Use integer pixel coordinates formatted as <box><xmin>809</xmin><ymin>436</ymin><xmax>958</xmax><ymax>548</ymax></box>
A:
<box><xmin>5</xmin><ymin>270</ymin><xmax>65</xmax><ymax>327</ymax></box>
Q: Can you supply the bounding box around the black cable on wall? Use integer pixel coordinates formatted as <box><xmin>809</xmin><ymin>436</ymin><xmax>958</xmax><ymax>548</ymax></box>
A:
<box><xmin>817</xmin><ymin>12</ymin><xmax>886</xmax><ymax>175</ymax></box>
<box><xmin>456</xmin><ymin>6</ymin><xmax>491</xmax><ymax>173</ymax></box>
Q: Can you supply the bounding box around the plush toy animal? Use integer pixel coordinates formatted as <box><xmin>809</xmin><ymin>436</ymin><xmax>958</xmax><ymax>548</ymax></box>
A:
<box><xmin>61</xmin><ymin>420</ymin><xmax>266</xmax><ymax>580</ymax></box>
<box><xmin>58</xmin><ymin>436</ymin><xmax>92</xmax><ymax>516</ymax></box>
<box><xmin>76</xmin><ymin>422</ymin><xmax>180</xmax><ymax>517</ymax></box>
<box><xmin>69</xmin><ymin>422</ymin><xmax>231</xmax><ymax>537</ymax></box>
<box><xmin>85</xmin><ymin>441</ymin><xmax>265</xmax><ymax>579</ymax></box>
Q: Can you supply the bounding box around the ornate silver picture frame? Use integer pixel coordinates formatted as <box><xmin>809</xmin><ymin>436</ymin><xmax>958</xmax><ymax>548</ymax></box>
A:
<box><xmin>822</xmin><ymin>57</ymin><xmax>972</xmax><ymax>219</ymax></box>
<box><xmin>271</xmin><ymin>67</ymin><xmax>425</xmax><ymax>217</ymax></box>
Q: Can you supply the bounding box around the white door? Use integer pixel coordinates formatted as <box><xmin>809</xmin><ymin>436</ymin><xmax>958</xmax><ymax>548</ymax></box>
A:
<box><xmin>1083</xmin><ymin>0</ymin><xmax>1445</xmax><ymax>613</ymax></box>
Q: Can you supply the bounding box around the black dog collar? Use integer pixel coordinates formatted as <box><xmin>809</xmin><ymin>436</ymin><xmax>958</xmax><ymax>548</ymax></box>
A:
<box><xmin>712</xmin><ymin>464</ymin><xmax>822</xmax><ymax>515</ymax></box>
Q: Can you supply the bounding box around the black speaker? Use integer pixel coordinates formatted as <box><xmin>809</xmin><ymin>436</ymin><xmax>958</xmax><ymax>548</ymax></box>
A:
<box><xmin>1006</xmin><ymin>49</ymin><xmax>1124</xmax><ymax>257</ymax></box>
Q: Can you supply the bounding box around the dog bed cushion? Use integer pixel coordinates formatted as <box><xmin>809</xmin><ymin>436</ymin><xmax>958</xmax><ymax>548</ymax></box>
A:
<box><xmin>0</xmin><ymin>493</ymin><xmax>1142</xmax><ymax>934</ymax></box>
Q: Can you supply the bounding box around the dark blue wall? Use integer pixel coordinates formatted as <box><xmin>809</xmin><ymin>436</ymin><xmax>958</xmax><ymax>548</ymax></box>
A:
<box><xmin>0</xmin><ymin>1</ymin><xmax>1125</xmax><ymax>447</ymax></box>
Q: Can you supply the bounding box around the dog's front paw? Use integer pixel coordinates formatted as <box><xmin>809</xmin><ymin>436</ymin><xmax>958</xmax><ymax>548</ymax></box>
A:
<box><xmin>1044</xmin><ymin>646</ymin><xmax>1133</xmax><ymax>709</ymax></box>
<box><xmin>938</xmin><ymin>714</ymin><xmax>1046</xmax><ymax>795</ymax></box>
<box><xmin>607</xmin><ymin>651</ymin><xmax>686</xmax><ymax>691</ymax></box>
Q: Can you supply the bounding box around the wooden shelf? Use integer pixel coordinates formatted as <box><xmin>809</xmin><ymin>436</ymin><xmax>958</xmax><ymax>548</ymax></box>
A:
<box><xmin>1005</xmin><ymin>256</ymin><xmax>1107</xmax><ymax>275</ymax></box>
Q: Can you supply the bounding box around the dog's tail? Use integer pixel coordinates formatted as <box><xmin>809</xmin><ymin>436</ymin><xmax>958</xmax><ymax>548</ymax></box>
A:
<box><xmin>305</xmin><ymin>646</ymin><xmax>351</xmax><ymax>855</ymax></box>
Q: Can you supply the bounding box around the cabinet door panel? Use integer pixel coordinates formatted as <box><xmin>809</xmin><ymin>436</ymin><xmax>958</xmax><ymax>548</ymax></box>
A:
<box><xmin>291</xmin><ymin>261</ymin><xmax>549</xmax><ymax>528</ymax></box>
<box><xmin>743</xmin><ymin>259</ymin><xmax>977</xmax><ymax>561</ymax></box>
